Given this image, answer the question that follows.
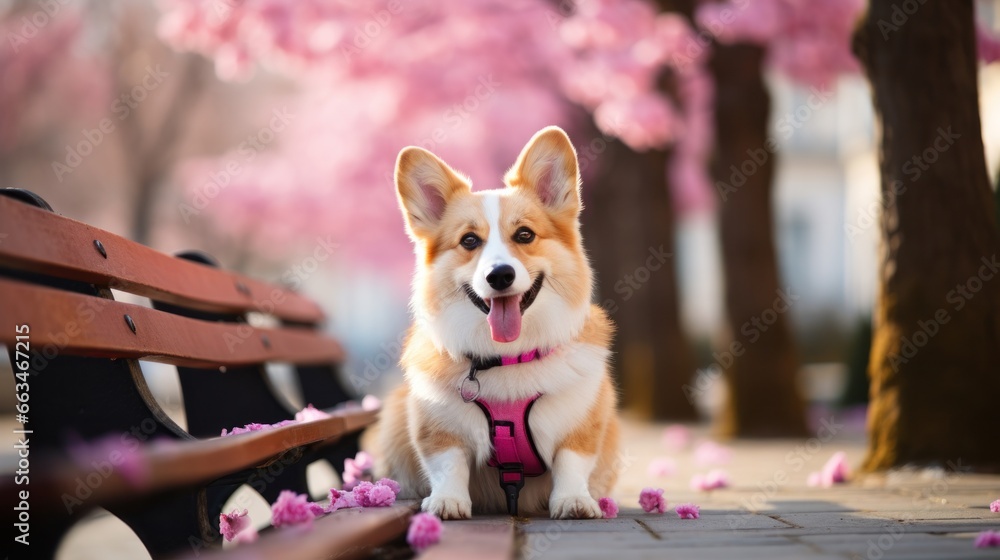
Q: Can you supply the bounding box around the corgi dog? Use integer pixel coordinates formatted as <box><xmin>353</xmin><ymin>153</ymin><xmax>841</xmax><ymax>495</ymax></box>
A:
<box><xmin>377</xmin><ymin>126</ymin><xmax>619</xmax><ymax>519</ymax></box>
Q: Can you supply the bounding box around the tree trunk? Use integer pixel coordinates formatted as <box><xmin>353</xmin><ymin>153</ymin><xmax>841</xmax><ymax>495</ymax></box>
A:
<box><xmin>709</xmin><ymin>43</ymin><xmax>809</xmax><ymax>437</ymax></box>
<box><xmin>583</xmin><ymin>137</ymin><xmax>698</xmax><ymax>420</ymax></box>
<box><xmin>854</xmin><ymin>0</ymin><xmax>1000</xmax><ymax>471</ymax></box>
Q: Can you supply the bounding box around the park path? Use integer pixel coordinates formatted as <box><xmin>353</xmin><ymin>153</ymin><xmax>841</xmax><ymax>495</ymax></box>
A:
<box><xmin>451</xmin><ymin>416</ymin><xmax>1000</xmax><ymax>559</ymax></box>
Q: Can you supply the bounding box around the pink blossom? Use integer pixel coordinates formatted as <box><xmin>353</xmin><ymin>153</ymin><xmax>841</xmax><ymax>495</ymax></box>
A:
<box><xmin>639</xmin><ymin>487</ymin><xmax>667</xmax><ymax>514</ymax></box>
<box><xmin>989</xmin><ymin>499</ymin><xmax>1000</xmax><ymax>513</ymax></box>
<box><xmin>154</xmin><ymin>0</ymin><xmax>716</xmax><ymax>266</ymax></box>
<box><xmin>353</xmin><ymin>481</ymin><xmax>375</xmax><ymax>506</ymax></box>
<box><xmin>68</xmin><ymin>434</ymin><xmax>148</xmax><ymax>486</ymax></box>
<box><xmin>343</xmin><ymin>451</ymin><xmax>375</xmax><ymax>490</ymax></box>
<box><xmin>307</xmin><ymin>502</ymin><xmax>326</xmax><ymax>516</ymax></box>
<box><xmin>693</xmin><ymin>441</ymin><xmax>732</xmax><ymax>466</ymax></box>
<box><xmin>675</xmin><ymin>503</ymin><xmax>700</xmax><ymax>519</ymax></box>
<box><xmin>808</xmin><ymin>452</ymin><xmax>850</xmax><ymax>488</ymax></box>
<box><xmin>220</xmin><ymin>423</ymin><xmax>270</xmax><ymax>437</ymax></box>
<box><xmin>647</xmin><ymin>457</ymin><xmax>677</xmax><ymax>477</ymax></box>
<box><xmin>706</xmin><ymin>469</ymin><xmax>730</xmax><ymax>488</ymax></box>
<box><xmin>328</xmin><ymin>478</ymin><xmax>398</xmax><ymax>510</ymax></box>
<box><xmin>695</xmin><ymin>0</ymin><xmax>865</xmax><ymax>89</ymax></box>
<box><xmin>328</xmin><ymin>487</ymin><xmax>359</xmax><ymax>511</ymax></box>
<box><xmin>974</xmin><ymin>530</ymin><xmax>1000</xmax><ymax>548</ymax></box>
<box><xmin>270</xmin><ymin>490</ymin><xmax>315</xmax><ymax>528</ymax></box>
<box><xmin>362</xmin><ymin>395</ymin><xmax>382</xmax><ymax>411</ymax></box>
<box><xmin>822</xmin><ymin>452</ymin><xmax>849</xmax><ymax>484</ymax></box>
<box><xmin>407</xmin><ymin>512</ymin><xmax>443</xmax><ymax>552</ymax></box>
<box><xmin>219</xmin><ymin>509</ymin><xmax>253</xmax><ymax>542</ymax></box>
<box><xmin>295</xmin><ymin>404</ymin><xmax>331</xmax><ymax>422</ymax></box>
<box><xmin>661</xmin><ymin>425</ymin><xmax>690</xmax><ymax>451</ymax></box>
<box><xmin>599</xmin><ymin>497</ymin><xmax>619</xmax><ymax>519</ymax></box>
<box><xmin>365</xmin><ymin>484</ymin><xmax>397</xmax><ymax>507</ymax></box>
<box><xmin>691</xmin><ymin>469</ymin><xmax>729</xmax><ymax>491</ymax></box>
<box><xmin>377</xmin><ymin>478</ymin><xmax>401</xmax><ymax>496</ymax></box>
<box><xmin>0</xmin><ymin>11</ymin><xmax>109</xmax><ymax>154</ymax></box>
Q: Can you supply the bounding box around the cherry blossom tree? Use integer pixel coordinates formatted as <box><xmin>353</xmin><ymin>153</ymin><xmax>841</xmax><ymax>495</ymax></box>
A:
<box><xmin>0</xmin><ymin>6</ymin><xmax>107</xmax><ymax>186</ymax></box>
<box><xmin>687</xmin><ymin>0</ymin><xmax>865</xmax><ymax>436</ymax></box>
<box><xmin>693</xmin><ymin>0</ymin><xmax>999</xmax><ymax>437</ymax></box>
<box><xmin>155</xmin><ymin>0</ymin><xmax>719</xmax><ymax>418</ymax></box>
<box><xmin>155</xmin><ymin>0</ymin><xmax>715</xmax><ymax>265</ymax></box>
<box><xmin>853</xmin><ymin>0</ymin><xmax>1000</xmax><ymax>471</ymax></box>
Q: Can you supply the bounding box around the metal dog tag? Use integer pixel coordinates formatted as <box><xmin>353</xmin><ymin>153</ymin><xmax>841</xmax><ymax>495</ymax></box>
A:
<box><xmin>460</xmin><ymin>375</ymin><xmax>481</xmax><ymax>402</ymax></box>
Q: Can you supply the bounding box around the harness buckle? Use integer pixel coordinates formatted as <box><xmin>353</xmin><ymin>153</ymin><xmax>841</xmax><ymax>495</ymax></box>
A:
<box><xmin>497</xmin><ymin>463</ymin><xmax>524</xmax><ymax>516</ymax></box>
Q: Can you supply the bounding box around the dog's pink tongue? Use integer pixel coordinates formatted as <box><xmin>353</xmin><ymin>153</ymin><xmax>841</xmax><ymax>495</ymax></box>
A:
<box><xmin>487</xmin><ymin>295</ymin><xmax>522</xmax><ymax>342</ymax></box>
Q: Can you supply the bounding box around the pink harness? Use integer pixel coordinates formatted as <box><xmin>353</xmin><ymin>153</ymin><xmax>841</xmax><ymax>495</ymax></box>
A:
<box><xmin>462</xmin><ymin>349</ymin><xmax>551</xmax><ymax>516</ymax></box>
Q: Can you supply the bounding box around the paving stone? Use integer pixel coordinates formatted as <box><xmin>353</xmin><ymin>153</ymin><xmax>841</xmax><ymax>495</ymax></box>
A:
<box><xmin>858</xmin><ymin>508</ymin><xmax>993</xmax><ymax>522</ymax></box>
<box><xmin>770</xmin><ymin>512</ymin><xmax>906</xmax><ymax>531</ymax></box>
<box><xmin>745</xmin><ymin>499</ymin><xmax>858</xmax><ymax>514</ymax></box>
<box><xmin>520</xmin><ymin>517</ymin><xmax>641</xmax><ymax>534</ymax></box>
<box><xmin>798</xmin><ymin>532</ymin><xmax>957</xmax><ymax>556</ymax></box>
<box><xmin>640</xmin><ymin>512</ymin><xmax>791</xmax><ymax>533</ymax></box>
<box><xmin>532</xmin><ymin>543</ymin><xmax>840</xmax><ymax>560</ymax></box>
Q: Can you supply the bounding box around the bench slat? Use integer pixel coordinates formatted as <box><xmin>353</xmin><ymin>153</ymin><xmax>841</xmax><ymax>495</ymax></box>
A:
<box><xmin>0</xmin><ymin>195</ymin><xmax>324</xmax><ymax>323</ymax></box>
<box><xmin>4</xmin><ymin>407</ymin><xmax>378</xmax><ymax>516</ymax></box>
<box><xmin>0</xmin><ymin>277</ymin><xmax>343</xmax><ymax>367</ymax></box>
<box><xmin>174</xmin><ymin>505</ymin><xmax>416</xmax><ymax>560</ymax></box>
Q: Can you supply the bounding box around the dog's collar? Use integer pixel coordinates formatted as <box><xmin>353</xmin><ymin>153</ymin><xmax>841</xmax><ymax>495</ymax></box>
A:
<box><xmin>459</xmin><ymin>348</ymin><xmax>553</xmax><ymax>402</ymax></box>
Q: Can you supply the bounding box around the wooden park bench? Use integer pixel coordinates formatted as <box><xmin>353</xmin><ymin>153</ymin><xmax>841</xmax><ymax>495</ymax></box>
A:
<box><xmin>0</xmin><ymin>188</ymin><xmax>415</xmax><ymax>559</ymax></box>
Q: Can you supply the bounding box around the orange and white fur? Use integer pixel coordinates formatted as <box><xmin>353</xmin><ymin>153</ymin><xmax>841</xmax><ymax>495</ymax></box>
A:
<box><xmin>377</xmin><ymin>126</ymin><xmax>619</xmax><ymax>519</ymax></box>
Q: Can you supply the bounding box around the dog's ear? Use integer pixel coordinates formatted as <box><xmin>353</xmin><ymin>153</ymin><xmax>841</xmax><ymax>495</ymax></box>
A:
<box><xmin>395</xmin><ymin>147</ymin><xmax>471</xmax><ymax>239</ymax></box>
<box><xmin>505</xmin><ymin>126</ymin><xmax>581</xmax><ymax>216</ymax></box>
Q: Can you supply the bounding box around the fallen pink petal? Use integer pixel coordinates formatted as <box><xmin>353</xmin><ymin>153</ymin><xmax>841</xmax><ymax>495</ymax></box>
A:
<box><xmin>353</xmin><ymin>480</ymin><xmax>376</xmax><ymax>506</ymax></box>
<box><xmin>329</xmin><ymin>487</ymin><xmax>359</xmax><ymax>511</ymax></box>
<box><xmin>343</xmin><ymin>451</ymin><xmax>375</xmax><ymax>490</ymax></box>
<box><xmin>706</xmin><ymin>469</ymin><xmax>729</xmax><ymax>488</ymax></box>
<box><xmin>68</xmin><ymin>434</ymin><xmax>149</xmax><ymax>487</ymax></box>
<box><xmin>270</xmin><ymin>490</ymin><xmax>315</xmax><ymax>528</ymax></box>
<box><xmin>220</xmin><ymin>422</ymin><xmax>270</xmax><ymax>437</ymax></box>
<box><xmin>599</xmin><ymin>497</ymin><xmax>619</xmax><ymax>519</ymax></box>
<box><xmin>407</xmin><ymin>512</ymin><xmax>443</xmax><ymax>552</ymax></box>
<box><xmin>294</xmin><ymin>404</ymin><xmax>331</xmax><ymax>422</ymax></box>
<box><xmin>639</xmin><ymin>487</ymin><xmax>667</xmax><ymax>513</ymax></box>
<box><xmin>989</xmin><ymin>499</ymin><xmax>999</xmax><ymax>513</ymax></box>
<box><xmin>219</xmin><ymin>508</ymin><xmax>252</xmax><ymax>542</ymax></box>
<box><xmin>693</xmin><ymin>441</ymin><xmax>733</xmax><ymax>466</ymax></box>
<box><xmin>647</xmin><ymin>457</ymin><xmax>677</xmax><ymax>477</ymax></box>
<box><xmin>675</xmin><ymin>503</ymin><xmax>700</xmax><ymax>519</ymax></box>
<box><xmin>691</xmin><ymin>469</ymin><xmax>729</xmax><ymax>491</ymax></box>
<box><xmin>362</xmin><ymin>394</ymin><xmax>382</xmax><ymax>411</ymax></box>
<box><xmin>366</xmin><ymin>484</ymin><xmax>397</xmax><ymax>507</ymax></box>
<box><xmin>661</xmin><ymin>425</ymin><xmax>690</xmax><ymax>451</ymax></box>
<box><xmin>307</xmin><ymin>502</ymin><xmax>326</xmax><ymax>516</ymax></box>
<box><xmin>974</xmin><ymin>530</ymin><xmax>1000</xmax><ymax>548</ymax></box>
<box><xmin>820</xmin><ymin>451</ymin><xmax>850</xmax><ymax>485</ymax></box>
<box><xmin>377</xmin><ymin>477</ymin><xmax>401</xmax><ymax>496</ymax></box>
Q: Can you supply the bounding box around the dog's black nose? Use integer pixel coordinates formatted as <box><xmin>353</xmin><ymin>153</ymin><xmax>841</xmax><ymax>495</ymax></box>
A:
<box><xmin>485</xmin><ymin>264</ymin><xmax>516</xmax><ymax>291</ymax></box>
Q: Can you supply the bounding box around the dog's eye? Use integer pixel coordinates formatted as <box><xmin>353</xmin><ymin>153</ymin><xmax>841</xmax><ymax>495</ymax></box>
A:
<box><xmin>514</xmin><ymin>227</ymin><xmax>536</xmax><ymax>244</ymax></box>
<box><xmin>460</xmin><ymin>233</ymin><xmax>481</xmax><ymax>250</ymax></box>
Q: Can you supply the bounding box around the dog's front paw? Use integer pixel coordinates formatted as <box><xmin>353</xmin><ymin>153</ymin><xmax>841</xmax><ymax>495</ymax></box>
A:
<box><xmin>422</xmin><ymin>494</ymin><xmax>472</xmax><ymax>520</ymax></box>
<box><xmin>550</xmin><ymin>495</ymin><xmax>602</xmax><ymax>519</ymax></box>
